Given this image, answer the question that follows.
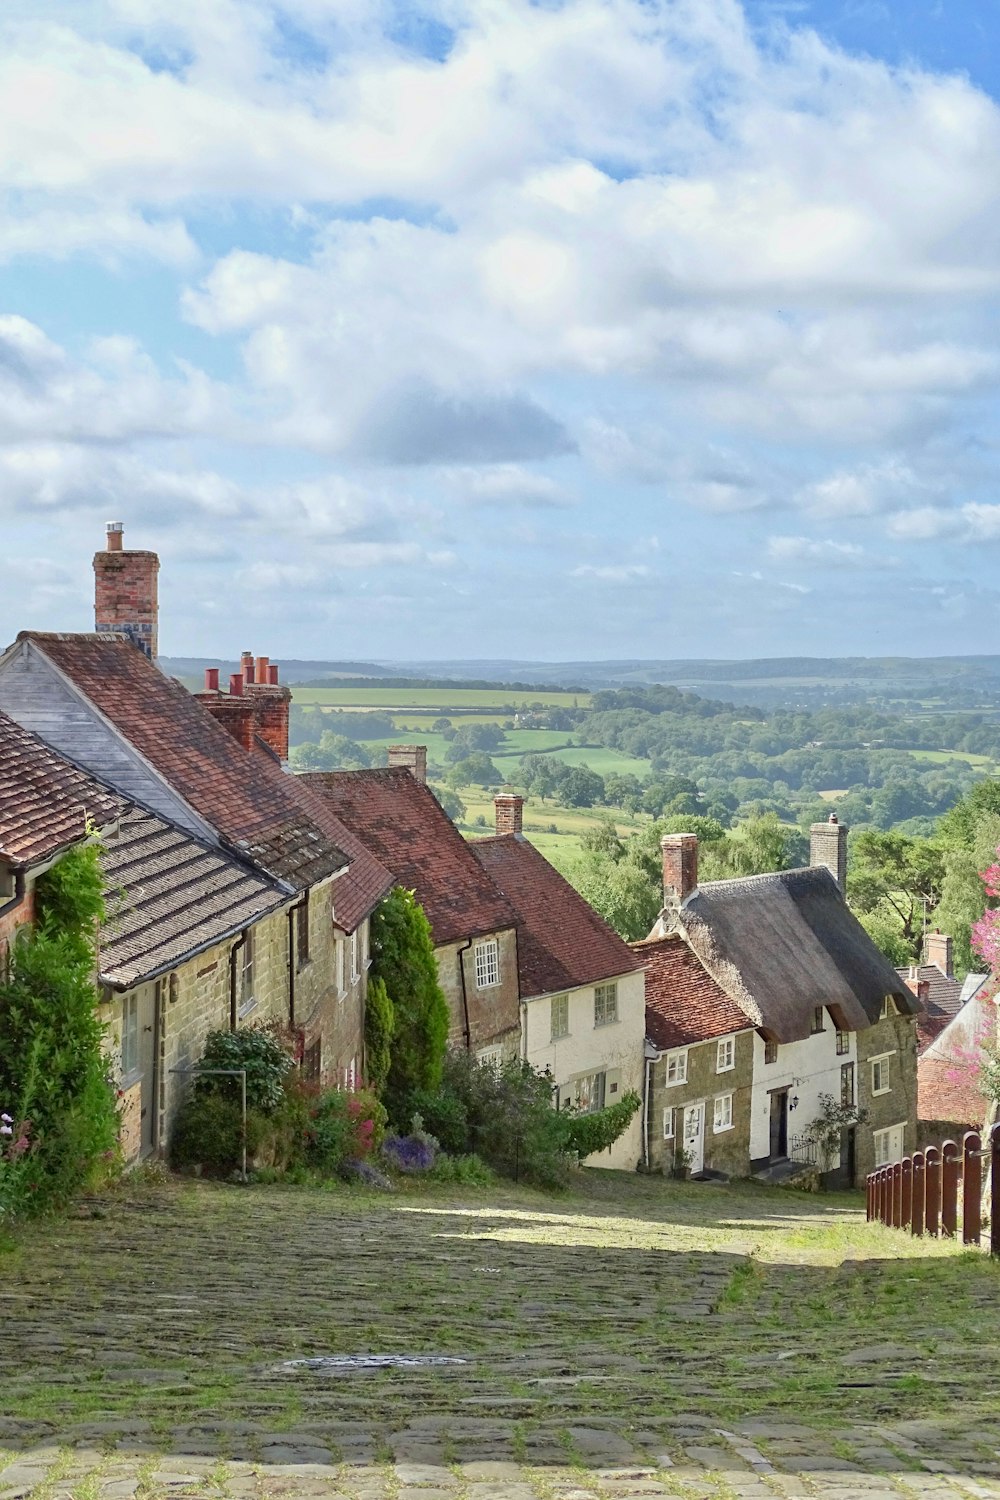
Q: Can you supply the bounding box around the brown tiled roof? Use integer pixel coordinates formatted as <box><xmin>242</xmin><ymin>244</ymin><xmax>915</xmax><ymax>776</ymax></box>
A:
<box><xmin>472</xmin><ymin>834</ymin><xmax>642</xmax><ymax>997</ymax></box>
<box><xmin>0</xmin><ymin>709</ymin><xmax>119</xmax><ymax>867</ymax></box>
<box><xmin>303</xmin><ymin>769</ymin><xmax>517</xmax><ymax>945</ymax></box>
<box><xmin>23</xmin><ymin>634</ymin><xmax>348</xmax><ymax>890</ymax></box>
<box><xmin>918</xmin><ymin>989</ymin><xmax>995</xmax><ymax>1129</ymax></box>
<box><xmin>896</xmin><ymin>963</ymin><xmax>975</xmax><ymax>1054</ymax></box>
<box><xmin>99</xmin><ymin>805</ymin><xmax>284</xmax><ymax>988</ymax></box>
<box><xmin>631</xmin><ymin>933</ymin><xmax>753</xmax><ymax>1051</ymax></box>
<box><xmin>289</xmin><ymin>775</ymin><xmax>394</xmax><ymax>933</ymax></box>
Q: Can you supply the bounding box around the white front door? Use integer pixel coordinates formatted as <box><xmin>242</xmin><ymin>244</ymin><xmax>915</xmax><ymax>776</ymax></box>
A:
<box><xmin>683</xmin><ymin>1102</ymin><xmax>705</xmax><ymax>1174</ymax></box>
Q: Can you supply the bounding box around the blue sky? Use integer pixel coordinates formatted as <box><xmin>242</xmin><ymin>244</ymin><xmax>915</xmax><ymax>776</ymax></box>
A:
<box><xmin>2</xmin><ymin>0</ymin><xmax>1000</xmax><ymax>662</ymax></box>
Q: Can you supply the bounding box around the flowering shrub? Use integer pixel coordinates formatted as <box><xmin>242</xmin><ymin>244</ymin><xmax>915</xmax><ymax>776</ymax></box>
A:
<box><xmin>0</xmin><ymin>1109</ymin><xmax>35</xmax><ymax>1222</ymax></box>
<box><xmin>382</xmin><ymin>1133</ymin><xmax>436</xmax><ymax>1174</ymax></box>
<box><xmin>340</xmin><ymin>1159</ymin><xmax>393</xmax><ymax>1191</ymax></box>
<box><xmin>305</xmin><ymin>1086</ymin><xmax>387</xmax><ymax>1174</ymax></box>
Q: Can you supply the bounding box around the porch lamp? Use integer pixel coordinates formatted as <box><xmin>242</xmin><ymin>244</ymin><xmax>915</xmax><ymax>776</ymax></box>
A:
<box><xmin>790</xmin><ymin>1095</ymin><xmax>800</xmax><ymax>1111</ymax></box>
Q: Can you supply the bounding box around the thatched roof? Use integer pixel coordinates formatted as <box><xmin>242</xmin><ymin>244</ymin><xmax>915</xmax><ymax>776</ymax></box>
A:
<box><xmin>678</xmin><ymin>866</ymin><xmax>921</xmax><ymax>1043</ymax></box>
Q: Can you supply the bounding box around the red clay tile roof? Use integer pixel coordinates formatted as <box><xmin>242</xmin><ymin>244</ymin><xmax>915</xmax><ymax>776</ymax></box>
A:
<box><xmin>303</xmin><ymin>769</ymin><xmax>517</xmax><ymax>945</ymax></box>
<box><xmin>0</xmin><ymin>709</ymin><xmax>119</xmax><ymax>867</ymax></box>
<box><xmin>99</xmin><ymin>804</ymin><xmax>285</xmax><ymax>988</ymax></box>
<box><xmin>631</xmin><ymin>933</ymin><xmax>753</xmax><ymax>1051</ymax></box>
<box><xmin>471</xmin><ymin>834</ymin><xmax>642</xmax><ymax>997</ymax></box>
<box><xmin>896</xmin><ymin>963</ymin><xmax>970</xmax><ymax>1054</ymax></box>
<box><xmin>288</xmin><ymin>775</ymin><xmax>394</xmax><ymax>933</ymax></box>
<box><xmin>918</xmin><ymin>990</ymin><xmax>995</xmax><ymax>1129</ymax></box>
<box><xmin>23</xmin><ymin>634</ymin><xmax>348</xmax><ymax>891</ymax></box>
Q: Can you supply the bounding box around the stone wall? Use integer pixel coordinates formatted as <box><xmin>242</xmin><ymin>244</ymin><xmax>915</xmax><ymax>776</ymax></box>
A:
<box><xmin>856</xmin><ymin>1007</ymin><xmax>920</xmax><ymax>1181</ymax></box>
<box><xmin>436</xmin><ymin>927</ymin><xmax>521</xmax><ymax>1052</ymax></box>
<box><xmin>648</xmin><ymin>1029</ymin><xmax>754</xmax><ymax>1177</ymax></box>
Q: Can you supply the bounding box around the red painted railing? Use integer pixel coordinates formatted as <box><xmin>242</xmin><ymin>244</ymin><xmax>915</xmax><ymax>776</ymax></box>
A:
<box><xmin>866</xmin><ymin>1123</ymin><xmax>1000</xmax><ymax>1253</ymax></box>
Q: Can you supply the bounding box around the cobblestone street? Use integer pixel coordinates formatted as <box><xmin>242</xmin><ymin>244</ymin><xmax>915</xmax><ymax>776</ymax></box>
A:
<box><xmin>2</xmin><ymin>1174</ymin><xmax>999</xmax><ymax>1500</ymax></box>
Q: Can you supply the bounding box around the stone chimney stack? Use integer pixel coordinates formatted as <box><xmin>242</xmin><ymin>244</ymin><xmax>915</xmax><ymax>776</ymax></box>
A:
<box><xmin>924</xmin><ymin>929</ymin><xmax>954</xmax><ymax>978</ymax></box>
<box><xmin>810</xmin><ymin>812</ymin><xmax>848</xmax><ymax>893</ymax></box>
<box><xmin>661</xmin><ymin>833</ymin><xmax>699</xmax><ymax>908</ymax></box>
<box><xmin>93</xmin><ymin>522</ymin><xmax>160</xmax><ymax>660</ymax></box>
<box><xmin>388</xmin><ymin>745</ymin><xmax>427</xmax><ymax>783</ymax></box>
<box><xmin>495</xmin><ymin>793</ymin><xmax>524</xmax><ymax>837</ymax></box>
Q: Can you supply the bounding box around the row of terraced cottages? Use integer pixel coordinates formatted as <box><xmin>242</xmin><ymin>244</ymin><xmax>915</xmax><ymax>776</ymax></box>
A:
<box><xmin>0</xmin><ymin>525</ymin><xmax>923</xmax><ymax>1182</ymax></box>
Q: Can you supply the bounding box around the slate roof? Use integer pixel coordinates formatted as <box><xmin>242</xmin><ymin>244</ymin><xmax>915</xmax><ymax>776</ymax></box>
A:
<box><xmin>918</xmin><ymin>988</ymin><xmax>995</xmax><ymax>1129</ymax></box>
<box><xmin>678</xmin><ymin>866</ymin><xmax>921</xmax><ymax>1043</ymax></box>
<box><xmin>0</xmin><ymin>709</ymin><xmax>119</xmax><ymax>867</ymax></box>
<box><xmin>896</xmin><ymin>962</ymin><xmax>987</xmax><ymax>1054</ymax></box>
<box><xmin>471</xmin><ymin>834</ymin><xmax>642</xmax><ymax>998</ymax></box>
<box><xmin>22</xmin><ymin>634</ymin><xmax>348</xmax><ymax>891</ymax></box>
<box><xmin>99</xmin><ymin>805</ymin><xmax>284</xmax><ymax>988</ymax></box>
<box><xmin>303</xmin><ymin>769</ymin><xmax>517</xmax><ymax>945</ymax></box>
<box><xmin>631</xmin><ymin>933</ymin><xmax>753</xmax><ymax>1051</ymax></box>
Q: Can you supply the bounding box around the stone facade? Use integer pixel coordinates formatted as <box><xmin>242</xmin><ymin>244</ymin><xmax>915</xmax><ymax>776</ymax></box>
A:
<box><xmin>648</xmin><ymin>1029</ymin><xmax>755</xmax><ymax>1177</ymax></box>
<box><xmin>855</xmin><ymin>1003</ymin><xmax>920</xmax><ymax>1180</ymax></box>
<box><xmin>0</xmin><ymin>883</ymin><xmax>34</xmax><ymax>972</ymax></box>
<box><xmin>436</xmin><ymin>928</ymin><xmax>521</xmax><ymax>1054</ymax></box>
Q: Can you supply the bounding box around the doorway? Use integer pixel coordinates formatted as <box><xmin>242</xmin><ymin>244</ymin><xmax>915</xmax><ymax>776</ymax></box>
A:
<box><xmin>769</xmin><ymin>1088</ymin><xmax>788</xmax><ymax>1161</ymax></box>
<box><xmin>683</xmin><ymin>1101</ymin><xmax>705</xmax><ymax>1174</ymax></box>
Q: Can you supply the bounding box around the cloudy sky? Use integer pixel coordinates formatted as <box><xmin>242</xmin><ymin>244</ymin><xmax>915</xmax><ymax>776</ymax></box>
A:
<box><xmin>2</xmin><ymin>0</ymin><xmax>1000</xmax><ymax>662</ymax></box>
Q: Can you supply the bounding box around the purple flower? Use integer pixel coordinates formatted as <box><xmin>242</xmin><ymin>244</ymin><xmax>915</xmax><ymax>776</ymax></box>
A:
<box><xmin>0</xmin><ymin>1125</ymin><xmax>11</xmax><ymax>1137</ymax></box>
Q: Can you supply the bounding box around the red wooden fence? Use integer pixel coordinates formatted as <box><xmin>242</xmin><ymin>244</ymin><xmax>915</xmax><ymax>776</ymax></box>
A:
<box><xmin>867</xmin><ymin>1122</ymin><xmax>1000</xmax><ymax>1253</ymax></box>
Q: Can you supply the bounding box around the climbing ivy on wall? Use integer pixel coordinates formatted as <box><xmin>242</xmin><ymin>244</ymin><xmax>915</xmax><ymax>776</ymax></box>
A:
<box><xmin>0</xmin><ymin>842</ymin><xmax>118</xmax><ymax>1219</ymax></box>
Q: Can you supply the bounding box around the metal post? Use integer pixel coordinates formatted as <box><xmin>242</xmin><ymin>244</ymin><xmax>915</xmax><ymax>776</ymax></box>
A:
<box><xmin>963</xmin><ymin>1131</ymin><xmax>982</xmax><ymax>1246</ymax></box>
<box><xmin>992</xmin><ymin>1124</ymin><xmax>1000</xmax><ymax>1258</ymax></box>
<box><xmin>911</xmin><ymin>1151</ymin><xmax>925</xmax><ymax>1237</ymax></box>
<box><xmin>941</xmin><ymin>1140</ymin><xmax>959</xmax><ymax>1237</ymax></box>
<box><xmin>168</xmin><ymin>1065</ymin><xmax>249</xmax><ymax>1182</ymax></box>
<box><xmin>925</xmin><ymin>1145</ymin><xmax>941</xmax><ymax>1238</ymax></box>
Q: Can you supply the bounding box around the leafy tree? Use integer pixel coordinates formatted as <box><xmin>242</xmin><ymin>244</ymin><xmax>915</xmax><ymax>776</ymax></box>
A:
<box><xmin>699</xmin><ymin>813</ymin><xmax>804</xmax><ymax>880</ymax></box>
<box><xmin>519</xmin><ymin>754</ymin><xmax>564</xmax><ymax>801</ymax></box>
<box><xmin>363</xmin><ymin>977</ymin><xmax>394</xmax><ymax>1097</ymax></box>
<box><xmin>445</xmin><ymin>752</ymin><xmax>501</xmax><ymax>788</ymax></box>
<box><xmin>370</xmin><ymin>888</ymin><xmax>450</xmax><ymax>1121</ymax></box>
<box><xmin>559</xmin><ymin>765</ymin><xmax>605</xmax><ymax>807</ymax></box>
<box><xmin>429</xmin><ymin>782</ymin><xmax>466</xmax><ymax>822</ymax></box>
<box><xmin>603</xmin><ymin>772</ymin><xmax>643</xmax><ymax>808</ymax></box>
<box><xmin>572</xmin><ymin>846</ymin><xmax>661</xmax><ymax>941</ymax></box>
<box><xmin>444</xmin><ymin>723</ymin><xmax>504</xmax><ymax>759</ymax></box>
<box><xmin>847</xmin><ymin>830</ymin><xmax>946</xmax><ymax>960</ymax></box>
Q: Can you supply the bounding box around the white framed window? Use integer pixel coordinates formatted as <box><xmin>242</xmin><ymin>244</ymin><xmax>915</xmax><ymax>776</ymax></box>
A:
<box><xmin>881</xmin><ymin>996</ymin><xmax>895</xmax><ymax>1019</ymax></box>
<box><xmin>238</xmin><ymin>930</ymin><xmax>256</xmax><ymax>1018</ymax></box>
<box><xmin>474</xmin><ymin>938</ymin><xmax>501</xmax><ymax>989</ymax></box>
<box><xmin>716</xmin><ymin>1037</ymin><xmax>735</xmax><ymax>1073</ymax></box>
<box><xmin>874</xmin><ymin>1122</ymin><xmax>905</xmax><ymax>1167</ymax></box>
<box><xmin>664</xmin><ymin>1049</ymin><xmax>688</xmax><ymax>1086</ymax></box>
<box><xmin>121</xmin><ymin>992</ymin><xmax>139</xmax><ymax>1079</ymax></box>
<box><xmin>811</xmin><ymin>1005</ymin><xmax>825</xmax><ymax>1034</ymax></box>
<box><xmin>550</xmin><ymin>994</ymin><xmax>569</xmax><ymax>1040</ymax></box>
<box><xmin>575</xmin><ymin>1070</ymin><xmax>606</xmax><ymax>1113</ymax></box>
<box><xmin>871</xmin><ymin>1054</ymin><xmax>893</xmax><ymax>1096</ymax></box>
<box><xmin>836</xmin><ymin>1028</ymin><xmax>850</xmax><ymax>1055</ymax></box>
<box><xmin>350</xmin><ymin>928</ymin><xmax>359</xmax><ymax>983</ymax></box>
<box><xmin>662</xmin><ymin>1107</ymin><xmax>675</xmax><ymax>1140</ymax></box>
<box><xmin>594</xmin><ymin>982</ymin><xmax>618</xmax><ymax>1027</ymax></box>
<box><xmin>713</xmin><ymin>1093</ymin><xmax>734</xmax><ymax>1133</ymax></box>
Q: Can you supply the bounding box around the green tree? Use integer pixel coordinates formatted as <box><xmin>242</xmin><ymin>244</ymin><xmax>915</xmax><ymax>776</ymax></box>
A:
<box><xmin>446</xmin><ymin>752</ymin><xmax>500</xmax><ymax>788</ymax></box>
<box><xmin>363</xmin><ymin>976</ymin><xmax>395</xmax><ymax>1097</ymax></box>
<box><xmin>559</xmin><ymin>765</ymin><xmax>605</xmax><ymax>807</ymax></box>
<box><xmin>429</xmin><ymin>783</ymin><xmax>466</xmax><ymax>822</ymax></box>
<box><xmin>369</xmin><ymin>888</ymin><xmax>450</xmax><ymax>1122</ymax></box>
<box><xmin>847</xmin><ymin>829</ymin><xmax>946</xmax><ymax>960</ymax></box>
<box><xmin>572</xmin><ymin>845</ymin><xmax>662</xmax><ymax>942</ymax></box>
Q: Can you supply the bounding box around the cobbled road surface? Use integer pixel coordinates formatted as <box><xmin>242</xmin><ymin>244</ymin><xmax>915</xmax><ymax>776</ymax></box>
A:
<box><xmin>1</xmin><ymin>1171</ymin><xmax>999</xmax><ymax>1500</ymax></box>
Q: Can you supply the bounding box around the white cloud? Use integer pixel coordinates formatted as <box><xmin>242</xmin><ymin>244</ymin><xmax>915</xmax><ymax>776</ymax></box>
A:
<box><xmin>767</xmin><ymin>535</ymin><xmax>894</xmax><ymax>568</ymax></box>
<box><xmin>447</xmin><ymin>465</ymin><xmax>575</xmax><ymax>509</ymax></box>
<box><xmin>570</xmin><ymin>563</ymin><xmax>651</xmax><ymax>581</ymax></box>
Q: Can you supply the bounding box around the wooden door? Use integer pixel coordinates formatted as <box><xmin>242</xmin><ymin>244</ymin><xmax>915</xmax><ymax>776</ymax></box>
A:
<box><xmin>683</xmin><ymin>1102</ymin><xmax>705</xmax><ymax>1174</ymax></box>
<box><xmin>769</xmin><ymin>1089</ymin><xmax>788</xmax><ymax>1160</ymax></box>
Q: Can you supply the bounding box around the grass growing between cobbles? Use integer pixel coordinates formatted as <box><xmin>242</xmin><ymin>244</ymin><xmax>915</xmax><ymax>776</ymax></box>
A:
<box><xmin>2</xmin><ymin>1169</ymin><xmax>1000</xmax><ymax>1497</ymax></box>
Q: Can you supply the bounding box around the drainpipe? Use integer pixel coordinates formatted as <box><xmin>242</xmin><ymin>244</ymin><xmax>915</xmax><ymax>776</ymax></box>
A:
<box><xmin>287</xmin><ymin>894</ymin><xmax>308</xmax><ymax>1032</ymax></box>
<box><xmin>642</xmin><ymin>1054</ymin><xmax>653</xmax><ymax>1170</ymax></box>
<box><xmin>456</xmin><ymin>937</ymin><xmax>473</xmax><ymax>1052</ymax></box>
<box><xmin>229</xmin><ymin>931</ymin><xmax>247</xmax><ymax>1030</ymax></box>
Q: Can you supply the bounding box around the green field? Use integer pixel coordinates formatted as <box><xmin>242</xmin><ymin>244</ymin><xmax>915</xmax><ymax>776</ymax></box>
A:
<box><xmin>456</xmin><ymin>787</ymin><xmax>645</xmax><ymax>873</ymax></box>
<box><xmin>291</xmin><ymin>686</ymin><xmax>590</xmax><ymax>709</ymax></box>
<box><xmin>906</xmin><ymin>748</ymin><xmax>997</xmax><ymax>768</ymax></box>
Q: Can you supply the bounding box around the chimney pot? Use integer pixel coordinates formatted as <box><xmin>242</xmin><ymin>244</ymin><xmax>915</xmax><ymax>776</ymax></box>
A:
<box><xmin>106</xmin><ymin>521</ymin><xmax>124</xmax><ymax>552</ymax></box>
<box><xmin>229</xmin><ymin>672</ymin><xmax>244</xmax><ymax>697</ymax></box>
<box><xmin>204</xmin><ymin>667</ymin><xmax>220</xmax><ymax>692</ymax></box>
<box><xmin>495</xmin><ymin>793</ymin><xmax>524</xmax><ymax>837</ymax></box>
<box><xmin>240</xmin><ymin>651</ymin><xmax>255</xmax><ymax>685</ymax></box>
<box><xmin>387</xmin><ymin>745</ymin><xmax>427</xmax><ymax>784</ymax></box>
<box><xmin>268</xmin><ymin>664</ymin><xmax>279</xmax><ymax>685</ymax></box>
<box><xmin>661</xmin><ymin>833</ymin><xmax>698</xmax><ymax>907</ymax></box>
<box><xmin>256</xmin><ymin>654</ymin><xmax>270</xmax><ymax>685</ymax></box>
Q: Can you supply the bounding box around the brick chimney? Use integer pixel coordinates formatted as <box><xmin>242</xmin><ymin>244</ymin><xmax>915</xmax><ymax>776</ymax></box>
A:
<box><xmin>388</xmin><ymin>745</ymin><xmax>427</xmax><ymax>783</ymax></box>
<box><xmin>810</xmin><ymin>812</ymin><xmax>847</xmax><ymax>893</ymax></box>
<box><xmin>924</xmin><ymin>929</ymin><xmax>953</xmax><ymax>978</ymax></box>
<box><xmin>661</xmin><ymin>833</ymin><xmax>698</xmax><ymax>908</ymax></box>
<box><xmin>93</xmin><ymin>522</ymin><xmax>160</xmax><ymax>659</ymax></box>
<box><xmin>196</xmin><ymin>656</ymin><xmax>291</xmax><ymax>763</ymax></box>
<box><xmin>495</xmin><ymin>793</ymin><xmax>524</xmax><ymax>836</ymax></box>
